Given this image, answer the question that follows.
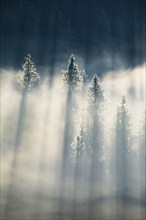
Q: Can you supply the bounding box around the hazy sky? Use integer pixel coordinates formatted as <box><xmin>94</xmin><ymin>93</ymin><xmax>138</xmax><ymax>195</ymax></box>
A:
<box><xmin>1</xmin><ymin>0</ymin><xmax>146</xmax><ymax>76</ymax></box>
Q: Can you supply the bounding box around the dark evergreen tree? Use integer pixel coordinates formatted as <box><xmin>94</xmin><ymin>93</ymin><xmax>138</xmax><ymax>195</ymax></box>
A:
<box><xmin>17</xmin><ymin>54</ymin><xmax>40</xmax><ymax>90</ymax></box>
<box><xmin>62</xmin><ymin>54</ymin><xmax>84</xmax><ymax>90</ymax></box>
<box><xmin>4</xmin><ymin>55</ymin><xmax>40</xmax><ymax>219</ymax></box>
<box><xmin>88</xmin><ymin>74</ymin><xmax>104</xmax><ymax>103</ymax></box>
<box><xmin>62</xmin><ymin>54</ymin><xmax>84</xmax><ymax>155</ymax></box>
<box><xmin>86</xmin><ymin>74</ymin><xmax>105</xmax><ymax>217</ymax></box>
<box><xmin>15</xmin><ymin>54</ymin><xmax>40</xmax><ymax>144</ymax></box>
<box><xmin>87</xmin><ymin>74</ymin><xmax>105</xmax><ymax>165</ymax></box>
<box><xmin>59</xmin><ymin>54</ymin><xmax>84</xmax><ymax>214</ymax></box>
<box><xmin>115</xmin><ymin>96</ymin><xmax>132</xmax><ymax>198</ymax></box>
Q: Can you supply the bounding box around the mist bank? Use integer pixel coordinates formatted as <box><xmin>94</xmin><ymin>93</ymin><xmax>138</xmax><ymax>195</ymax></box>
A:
<box><xmin>1</xmin><ymin>62</ymin><xmax>145</xmax><ymax>219</ymax></box>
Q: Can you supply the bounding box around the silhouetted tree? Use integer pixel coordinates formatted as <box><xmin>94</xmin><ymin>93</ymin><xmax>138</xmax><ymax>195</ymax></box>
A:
<box><xmin>59</xmin><ymin>54</ymin><xmax>84</xmax><ymax>214</ymax></box>
<box><xmin>15</xmin><ymin>53</ymin><xmax>40</xmax><ymax>143</ymax></box>
<box><xmin>115</xmin><ymin>96</ymin><xmax>132</xmax><ymax>198</ymax></box>
<box><xmin>87</xmin><ymin>74</ymin><xmax>105</xmax><ymax>217</ymax></box>
<box><xmin>62</xmin><ymin>54</ymin><xmax>84</xmax><ymax>90</ymax></box>
<box><xmin>62</xmin><ymin>55</ymin><xmax>84</xmax><ymax>154</ymax></box>
<box><xmin>87</xmin><ymin>74</ymin><xmax>105</xmax><ymax>161</ymax></box>
<box><xmin>17</xmin><ymin>54</ymin><xmax>40</xmax><ymax>90</ymax></box>
<box><xmin>4</xmin><ymin>55</ymin><xmax>40</xmax><ymax>219</ymax></box>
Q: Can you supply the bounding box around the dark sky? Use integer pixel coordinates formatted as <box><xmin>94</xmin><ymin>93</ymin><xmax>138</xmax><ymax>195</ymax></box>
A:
<box><xmin>0</xmin><ymin>0</ymin><xmax>146</xmax><ymax>76</ymax></box>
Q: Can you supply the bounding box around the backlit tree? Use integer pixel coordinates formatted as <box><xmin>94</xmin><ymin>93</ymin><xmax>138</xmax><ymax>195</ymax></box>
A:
<box><xmin>17</xmin><ymin>54</ymin><xmax>40</xmax><ymax>90</ymax></box>
<box><xmin>115</xmin><ymin>96</ymin><xmax>132</xmax><ymax>197</ymax></box>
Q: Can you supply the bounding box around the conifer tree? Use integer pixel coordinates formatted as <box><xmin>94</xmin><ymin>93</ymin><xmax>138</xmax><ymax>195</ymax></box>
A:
<box><xmin>115</xmin><ymin>96</ymin><xmax>131</xmax><ymax>197</ymax></box>
<box><xmin>88</xmin><ymin>74</ymin><xmax>104</xmax><ymax>105</ymax></box>
<box><xmin>4</xmin><ymin>54</ymin><xmax>40</xmax><ymax>219</ymax></box>
<box><xmin>59</xmin><ymin>55</ymin><xmax>84</xmax><ymax>212</ymax></box>
<box><xmin>61</xmin><ymin>54</ymin><xmax>85</xmax><ymax>159</ymax></box>
<box><xmin>70</xmin><ymin>118</ymin><xmax>90</xmax><ymax>219</ymax></box>
<box><xmin>87</xmin><ymin>74</ymin><xmax>105</xmax><ymax>207</ymax></box>
<box><xmin>17</xmin><ymin>54</ymin><xmax>40</xmax><ymax>90</ymax></box>
<box><xmin>87</xmin><ymin>74</ymin><xmax>105</xmax><ymax>162</ymax></box>
<box><xmin>15</xmin><ymin>54</ymin><xmax>40</xmax><ymax>144</ymax></box>
<box><xmin>71</xmin><ymin>118</ymin><xmax>88</xmax><ymax>159</ymax></box>
<box><xmin>62</xmin><ymin>54</ymin><xmax>84</xmax><ymax>90</ymax></box>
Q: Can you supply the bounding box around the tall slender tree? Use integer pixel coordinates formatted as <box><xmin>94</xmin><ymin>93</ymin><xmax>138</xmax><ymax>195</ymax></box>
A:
<box><xmin>4</xmin><ymin>54</ymin><xmax>40</xmax><ymax>219</ymax></box>
<box><xmin>70</xmin><ymin>115</ymin><xmax>90</xmax><ymax>218</ymax></box>
<box><xmin>16</xmin><ymin>54</ymin><xmax>40</xmax><ymax>145</ymax></box>
<box><xmin>61</xmin><ymin>54</ymin><xmax>84</xmax><ymax>159</ymax></box>
<box><xmin>87</xmin><ymin>74</ymin><xmax>105</xmax><ymax>173</ymax></box>
<box><xmin>115</xmin><ymin>96</ymin><xmax>132</xmax><ymax>198</ymax></box>
<box><xmin>59</xmin><ymin>55</ymin><xmax>84</xmax><ymax>214</ymax></box>
<box><xmin>87</xmin><ymin>74</ymin><xmax>105</xmax><ymax>217</ymax></box>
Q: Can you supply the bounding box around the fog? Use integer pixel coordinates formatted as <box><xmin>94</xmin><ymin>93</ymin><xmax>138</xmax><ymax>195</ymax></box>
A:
<box><xmin>1</xmin><ymin>62</ymin><xmax>145</xmax><ymax>219</ymax></box>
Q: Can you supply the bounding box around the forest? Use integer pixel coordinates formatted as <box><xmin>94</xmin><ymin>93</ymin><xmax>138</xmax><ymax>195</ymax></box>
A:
<box><xmin>1</xmin><ymin>54</ymin><xmax>145</xmax><ymax>219</ymax></box>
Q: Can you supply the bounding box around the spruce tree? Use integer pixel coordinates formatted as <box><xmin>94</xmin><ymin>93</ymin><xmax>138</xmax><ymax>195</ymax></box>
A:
<box><xmin>115</xmin><ymin>96</ymin><xmax>131</xmax><ymax>197</ymax></box>
<box><xmin>4</xmin><ymin>54</ymin><xmax>40</xmax><ymax>219</ymax></box>
<box><xmin>87</xmin><ymin>74</ymin><xmax>105</xmax><ymax>209</ymax></box>
<box><xmin>61</xmin><ymin>54</ymin><xmax>85</xmax><ymax>160</ymax></box>
<box><xmin>59</xmin><ymin>54</ymin><xmax>84</xmax><ymax>212</ymax></box>
<box><xmin>17</xmin><ymin>54</ymin><xmax>40</xmax><ymax>90</ymax></box>
<box><xmin>87</xmin><ymin>74</ymin><xmax>105</xmax><ymax>163</ymax></box>
<box><xmin>62</xmin><ymin>54</ymin><xmax>84</xmax><ymax>90</ymax></box>
<box><xmin>88</xmin><ymin>74</ymin><xmax>104</xmax><ymax>105</ymax></box>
